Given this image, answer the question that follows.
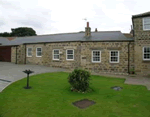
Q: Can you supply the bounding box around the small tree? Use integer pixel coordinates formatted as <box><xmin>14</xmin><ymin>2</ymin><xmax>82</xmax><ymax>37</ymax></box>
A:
<box><xmin>68</xmin><ymin>69</ymin><xmax>91</xmax><ymax>92</ymax></box>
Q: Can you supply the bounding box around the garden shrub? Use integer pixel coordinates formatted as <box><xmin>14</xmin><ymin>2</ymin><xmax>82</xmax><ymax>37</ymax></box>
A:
<box><xmin>68</xmin><ymin>69</ymin><xmax>91</xmax><ymax>92</ymax></box>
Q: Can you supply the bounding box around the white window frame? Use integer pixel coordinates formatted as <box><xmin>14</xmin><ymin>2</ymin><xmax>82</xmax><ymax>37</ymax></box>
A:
<box><xmin>36</xmin><ymin>47</ymin><xmax>42</xmax><ymax>57</ymax></box>
<box><xmin>92</xmin><ymin>50</ymin><xmax>101</xmax><ymax>63</ymax></box>
<box><xmin>27</xmin><ymin>47</ymin><xmax>32</xmax><ymax>57</ymax></box>
<box><xmin>143</xmin><ymin>17</ymin><xmax>150</xmax><ymax>30</ymax></box>
<box><xmin>143</xmin><ymin>47</ymin><xmax>150</xmax><ymax>60</ymax></box>
<box><xmin>53</xmin><ymin>49</ymin><xmax>60</xmax><ymax>60</ymax></box>
<box><xmin>66</xmin><ymin>49</ymin><xmax>74</xmax><ymax>60</ymax></box>
<box><xmin>110</xmin><ymin>50</ymin><xmax>119</xmax><ymax>63</ymax></box>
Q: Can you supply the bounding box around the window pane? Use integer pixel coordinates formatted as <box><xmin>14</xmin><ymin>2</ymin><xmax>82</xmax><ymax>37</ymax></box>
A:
<box><xmin>111</xmin><ymin>52</ymin><xmax>114</xmax><ymax>56</ymax></box>
<box><xmin>144</xmin><ymin>47</ymin><xmax>150</xmax><ymax>53</ymax></box>
<box><xmin>144</xmin><ymin>54</ymin><xmax>150</xmax><ymax>59</ymax></box>
<box><xmin>28</xmin><ymin>48</ymin><xmax>32</xmax><ymax>51</ymax></box>
<box><xmin>54</xmin><ymin>50</ymin><xmax>59</xmax><ymax>54</ymax></box>
<box><xmin>54</xmin><ymin>55</ymin><xmax>59</xmax><ymax>59</ymax></box>
<box><xmin>111</xmin><ymin>57</ymin><xmax>118</xmax><ymax>62</ymax></box>
<box><xmin>93</xmin><ymin>51</ymin><xmax>100</xmax><ymax>56</ymax></box>
<box><xmin>111</xmin><ymin>51</ymin><xmax>118</xmax><ymax>56</ymax></box>
<box><xmin>144</xmin><ymin>47</ymin><xmax>147</xmax><ymax>53</ymax></box>
<box><xmin>67</xmin><ymin>55</ymin><xmax>73</xmax><ymax>59</ymax></box>
<box><xmin>28</xmin><ymin>52</ymin><xmax>32</xmax><ymax>56</ymax></box>
<box><xmin>37</xmin><ymin>52</ymin><xmax>41</xmax><ymax>56</ymax></box>
<box><xmin>144</xmin><ymin>24</ymin><xmax>150</xmax><ymax>29</ymax></box>
<box><xmin>93</xmin><ymin>57</ymin><xmax>96</xmax><ymax>61</ymax></box>
<box><xmin>144</xmin><ymin>54</ymin><xmax>147</xmax><ymax>59</ymax></box>
<box><xmin>67</xmin><ymin>50</ymin><xmax>73</xmax><ymax>54</ymax></box>
<box><xmin>147</xmin><ymin>48</ymin><xmax>150</xmax><ymax>53</ymax></box>
<box><xmin>144</xmin><ymin>18</ymin><xmax>150</xmax><ymax>24</ymax></box>
<box><xmin>114</xmin><ymin>52</ymin><xmax>118</xmax><ymax>56</ymax></box>
<box><xmin>37</xmin><ymin>48</ymin><xmax>41</xmax><ymax>51</ymax></box>
<box><xmin>93</xmin><ymin>57</ymin><xmax>100</xmax><ymax>61</ymax></box>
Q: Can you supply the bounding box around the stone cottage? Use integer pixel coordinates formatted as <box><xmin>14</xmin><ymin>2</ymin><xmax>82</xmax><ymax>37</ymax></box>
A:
<box><xmin>0</xmin><ymin>11</ymin><xmax>150</xmax><ymax>76</ymax></box>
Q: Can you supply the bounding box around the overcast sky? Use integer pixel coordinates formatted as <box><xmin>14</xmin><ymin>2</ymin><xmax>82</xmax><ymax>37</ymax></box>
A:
<box><xmin>0</xmin><ymin>0</ymin><xmax>149</xmax><ymax>35</ymax></box>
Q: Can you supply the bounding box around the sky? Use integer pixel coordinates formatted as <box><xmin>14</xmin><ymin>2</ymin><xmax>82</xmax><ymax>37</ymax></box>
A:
<box><xmin>0</xmin><ymin>0</ymin><xmax>150</xmax><ymax>35</ymax></box>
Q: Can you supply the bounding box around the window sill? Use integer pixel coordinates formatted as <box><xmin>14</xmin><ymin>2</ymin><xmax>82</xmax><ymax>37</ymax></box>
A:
<box><xmin>110</xmin><ymin>62</ymin><xmax>119</xmax><ymax>63</ymax></box>
<box><xmin>143</xmin><ymin>60</ymin><xmax>150</xmax><ymax>62</ymax></box>
<box><xmin>53</xmin><ymin>59</ymin><xmax>60</xmax><ymax>61</ymax></box>
<box><xmin>36</xmin><ymin>56</ymin><xmax>42</xmax><ymax>57</ymax></box>
<box><xmin>92</xmin><ymin>61</ymin><xmax>101</xmax><ymax>63</ymax></box>
<box><xmin>66</xmin><ymin>59</ymin><xmax>74</xmax><ymax>61</ymax></box>
<box><xmin>52</xmin><ymin>60</ymin><xmax>61</xmax><ymax>62</ymax></box>
<box><xmin>143</xmin><ymin>29</ymin><xmax>150</xmax><ymax>31</ymax></box>
<box><xmin>27</xmin><ymin>56</ymin><xmax>32</xmax><ymax>57</ymax></box>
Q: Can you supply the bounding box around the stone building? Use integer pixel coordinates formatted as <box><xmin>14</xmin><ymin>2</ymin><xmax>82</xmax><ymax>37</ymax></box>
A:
<box><xmin>0</xmin><ymin>11</ymin><xmax>150</xmax><ymax>76</ymax></box>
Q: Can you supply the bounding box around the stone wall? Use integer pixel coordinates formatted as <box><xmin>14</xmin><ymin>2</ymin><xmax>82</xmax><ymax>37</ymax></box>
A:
<box><xmin>133</xmin><ymin>17</ymin><xmax>150</xmax><ymax>75</ymax></box>
<box><xmin>11</xmin><ymin>46</ymin><xmax>16</xmax><ymax>63</ymax></box>
<box><xmin>80</xmin><ymin>41</ymin><xmax>133</xmax><ymax>75</ymax></box>
<box><xmin>11</xmin><ymin>45</ymin><xmax>26</xmax><ymax>64</ymax></box>
<box><xmin>11</xmin><ymin>41</ymin><xmax>134</xmax><ymax>75</ymax></box>
<box><xmin>26</xmin><ymin>42</ymin><xmax>81</xmax><ymax>69</ymax></box>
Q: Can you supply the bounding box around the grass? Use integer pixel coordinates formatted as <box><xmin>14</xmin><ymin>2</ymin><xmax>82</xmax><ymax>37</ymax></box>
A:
<box><xmin>0</xmin><ymin>72</ymin><xmax>150</xmax><ymax>117</ymax></box>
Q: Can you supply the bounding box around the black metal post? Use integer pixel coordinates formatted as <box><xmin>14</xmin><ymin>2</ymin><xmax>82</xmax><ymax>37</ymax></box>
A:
<box><xmin>27</xmin><ymin>74</ymin><xmax>29</xmax><ymax>88</ymax></box>
<box><xmin>23</xmin><ymin>69</ymin><xmax>34</xmax><ymax>89</ymax></box>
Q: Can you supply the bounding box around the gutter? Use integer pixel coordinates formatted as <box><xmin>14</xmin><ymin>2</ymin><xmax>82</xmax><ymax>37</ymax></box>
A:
<box><xmin>22</xmin><ymin>40</ymin><xmax>134</xmax><ymax>45</ymax></box>
<box><xmin>128</xmin><ymin>42</ymin><xmax>131</xmax><ymax>74</ymax></box>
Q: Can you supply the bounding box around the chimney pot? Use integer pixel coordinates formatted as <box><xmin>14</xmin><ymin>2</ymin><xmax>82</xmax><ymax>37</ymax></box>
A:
<box><xmin>87</xmin><ymin>22</ymin><xmax>89</xmax><ymax>27</ymax></box>
<box><xmin>95</xmin><ymin>28</ymin><xmax>98</xmax><ymax>32</ymax></box>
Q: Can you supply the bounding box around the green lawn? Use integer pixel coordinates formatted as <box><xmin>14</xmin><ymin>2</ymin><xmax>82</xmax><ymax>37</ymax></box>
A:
<box><xmin>0</xmin><ymin>72</ymin><xmax>150</xmax><ymax>117</ymax></box>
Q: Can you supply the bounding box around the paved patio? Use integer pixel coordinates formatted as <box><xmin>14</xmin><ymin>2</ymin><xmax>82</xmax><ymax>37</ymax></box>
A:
<box><xmin>0</xmin><ymin>62</ymin><xmax>66</xmax><ymax>92</ymax></box>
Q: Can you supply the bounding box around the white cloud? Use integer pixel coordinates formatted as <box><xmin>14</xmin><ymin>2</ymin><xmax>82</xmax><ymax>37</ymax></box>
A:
<box><xmin>0</xmin><ymin>0</ymin><xmax>150</xmax><ymax>35</ymax></box>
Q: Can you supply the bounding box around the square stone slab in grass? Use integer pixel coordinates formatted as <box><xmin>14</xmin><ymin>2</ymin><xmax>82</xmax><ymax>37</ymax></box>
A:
<box><xmin>72</xmin><ymin>99</ymin><xmax>96</xmax><ymax>109</ymax></box>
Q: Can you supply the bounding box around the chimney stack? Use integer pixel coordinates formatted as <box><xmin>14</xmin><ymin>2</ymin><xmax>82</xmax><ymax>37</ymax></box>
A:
<box><xmin>85</xmin><ymin>22</ymin><xmax>91</xmax><ymax>37</ymax></box>
<box><xmin>95</xmin><ymin>28</ymin><xmax>98</xmax><ymax>32</ymax></box>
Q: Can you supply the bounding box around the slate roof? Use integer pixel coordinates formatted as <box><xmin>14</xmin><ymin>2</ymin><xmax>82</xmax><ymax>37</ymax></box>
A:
<box><xmin>132</xmin><ymin>11</ymin><xmax>150</xmax><ymax>19</ymax></box>
<box><xmin>0</xmin><ymin>31</ymin><xmax>134</xmax><ymax>46</ymax></box>
<box><xmin>0</xmin><ymin>37</ymin><xmax>10</xmax><ymax>45</ymax></box>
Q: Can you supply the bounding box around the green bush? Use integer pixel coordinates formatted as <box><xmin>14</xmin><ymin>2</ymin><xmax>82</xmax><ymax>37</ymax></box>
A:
<box><xmin>68</xmin><ymin>69</ymin><xmax>91</xmax><ymax>92</ymax></box>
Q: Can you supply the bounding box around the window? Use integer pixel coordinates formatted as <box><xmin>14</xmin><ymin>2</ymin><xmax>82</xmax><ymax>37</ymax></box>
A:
<box><xmin>143</xmin><ymin>47</ymin><xmax>150</xmax><ymax>60</ymax></box>
<box><xmin>27</xmin><ymin>48</ymin><xmax>32</xmax><ymax>57</ymax></box>
<box><xmin>110</xmin><ymin>51</ymin><xmax>119</xmax><ymax>63</ymax></box>
<box><xmin>143</xmin><ymin>17</ymin><xmax>150</xmax><ymax>30</ymax></box>
<box><xmin>92</xmin><ymin>50</ymin><xmax>101</xmax><ymax>63</ymax></box>
<box><xmin>53</xmin><ymin>49</ymin><xmax>60</xmax><ymax>60</ymax></box>
<box><xmin>66</xmin><ymin>49</ymin><xmax>74</xmax><ymax>60</ymax></box>
<box><xmin>36</xmin><ymin>47</ymin><xmax>42</xmax><ymax>57</ymax></box>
